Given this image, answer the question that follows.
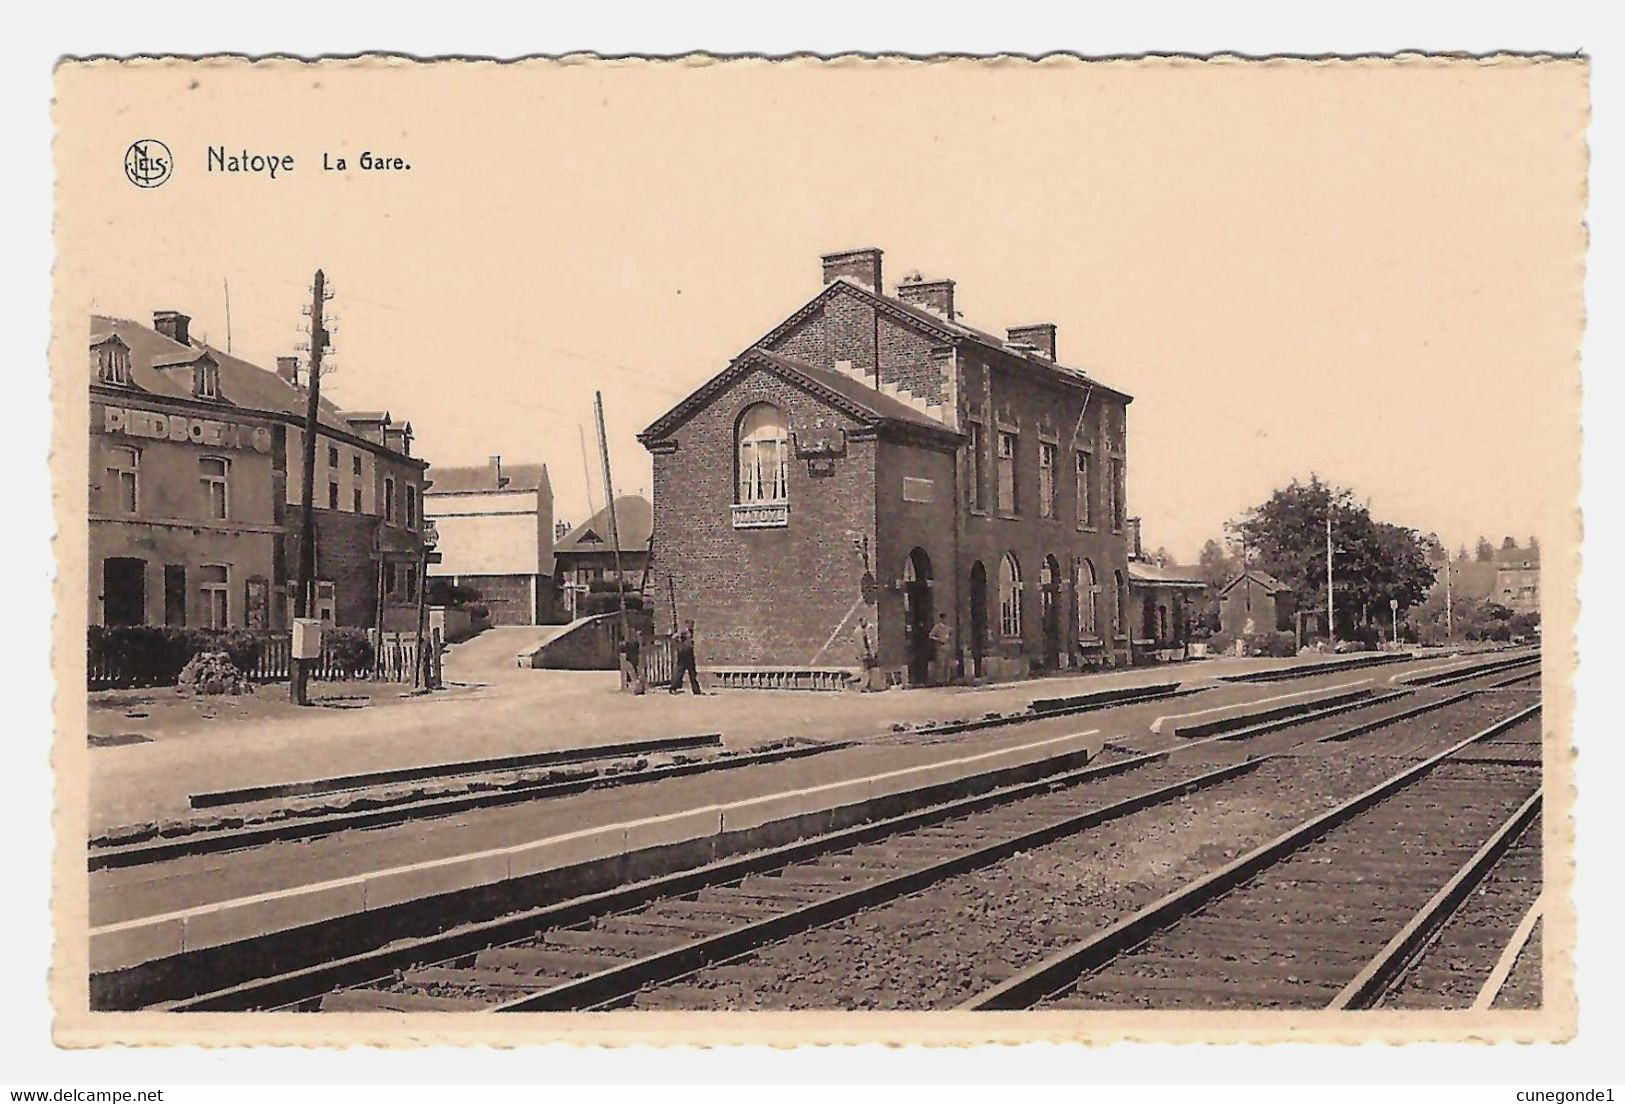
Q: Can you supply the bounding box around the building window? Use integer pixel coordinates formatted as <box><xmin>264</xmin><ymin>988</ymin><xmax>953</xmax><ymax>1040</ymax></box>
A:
<box><xmin>352</xmin><ymin>485</ymin><xmax>363</xmax><ymax>513</ymax></box>
<box><xmin>403</xmin><ymin>563</ymin><xmax>418</xmax><ymax>603</ymax></box>
<box><xmin>1077</xmin><ymin>558</ymin><xmax>1098</xmax><ymax>638</ymax></box>
<box><xmin>967</xmin><ymin>421</ymin><xmax>986</xmax><ymax>512</ymax></box>
<box><xmin>999</xmin><ymin>552</ymin><xmax>1023</xmax><ymax>639</ymax></box>
<box><xmin>328</xmin><ymin>481</ymin><xmax>340</xmax><ymax>510</ymax></box>
<box><xmin>93</xmin><ymin>341</ymin><xmax>131</xmax><ymax>385</ymax></box>
<box><xmin>384</xmin><ymin>477</ymin><xmax>397</xmax><ymax>522</ymax></box>
<box><xmin>328</xmin><ymin>445</ymin><xmax>339</xmax><ymax>468</ymax></box>
<box><xmin>199</xmin><ymin>456</ymin><xmax>229</xmax><ymax>520</ymax></box>
<box><xmin>1109</xmin><ymin>457</ymin><xmax>1126</xmax><ymax>531</ymax></box>
<box><xmin>997</xmin><ymin>431</ymin><xmax>1018</xmax><ymax>515</ymax></box>
<box><xmin>384</xmin><ymin>562</ymin><xmax>397</xmax><ymax>595</ymax></box>
<box><xmin>1038</xmin><ymin>442</ymin><xmax>1057</xmax><ymax>519</ymax></box>
<box><xmin>1075</xmin><ymin>451</ymin><xmax>1093</xmax><ymax>529</ymax></box>
<box><xmin>199</xmin><ymin>564</ymin><xmax>229</xmax><ymax>628</ymax></box>
<box><xmin>737</xmin><ymin>403</ymin><xmax>789</xmax><ymax>504</ymax></box>
<box><xmin>352</xmin><ymin>454</ymin><xmax>363</xmax><ymax>476</ymax></box>
<box><xmin>193</xmin><ymin>361</ymin><xmax>221</xmax><ymax>400</ymax></box>
<box><xmin>105</xmin><ymin>446</ymin><xmax>139</xmax><ymax>514</ymax></box>
<box><xmin>406</xmin><ymin>485</ymin><xmax>418</xmax><ymax>529</ymax></box>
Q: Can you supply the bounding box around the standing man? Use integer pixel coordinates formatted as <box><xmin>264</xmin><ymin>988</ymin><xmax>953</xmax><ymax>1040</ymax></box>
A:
<box><xmin>668</xmin><ymin>619</ymin><xmax>703</xmax><ymax>695</ymax></box>
<box><xmin>619</xmin><ymin>629</ymin><xmax>645</xmax><ymax>695</ymax></box>
<box><xmin>855</xmin><ymin>616</ymin><xmax>879</xmax><ymax>692</ymax></box>
<box><xmin>928</xmin><ymin>612</ymin><xmax>954</xmax><ymax>686</ymax></box>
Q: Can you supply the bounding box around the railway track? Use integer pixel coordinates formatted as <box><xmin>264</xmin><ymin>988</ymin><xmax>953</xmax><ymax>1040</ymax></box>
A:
<box><xmin>962</xmin><ymin>704</ymin><xmax>1541</xmax><ymax>1011</ymax></box>
<box><xmin>162</xmin><ymin>666</ymin><xmax>1537</xmax><ymax>1013</ymax></box>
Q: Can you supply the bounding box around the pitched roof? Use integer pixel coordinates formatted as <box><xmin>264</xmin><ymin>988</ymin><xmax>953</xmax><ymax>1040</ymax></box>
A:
<box><xmin>555</xmin><ymin>495</ymin><xmax>653</xmax><ymax>555</ymax></box>
<box><xmin>90</xmin><ymin>314</ymin><xmax>352</xmax><ymax>432</ymax></box>
<box><xmin>1128</xmin><ymin>560</ymin><xmax>1207</xmax><ymax>589</ymax></box>
<box><xmin>759</xmin><ymin>277</ymin><xmax>1132</xmax><ymax>403</ymax></box>
<box><xmin>1494</xmin><ymin>544</ymin><xmax>1541</xmax><ymax>567</ymax></box>
<box><xmin>640</xmin><ymin>347</ymin><xmax>960</xmax><ymax>445</ymax></box>
<box><xmin>1219</xmin><ymin>569</ymin><xmax>1290</xmax><ymax>596</ymax></box>
<box><xmin>427</xmin><ymin>462</ymin><xmax>551</xmax><ymax>495</ymax></box>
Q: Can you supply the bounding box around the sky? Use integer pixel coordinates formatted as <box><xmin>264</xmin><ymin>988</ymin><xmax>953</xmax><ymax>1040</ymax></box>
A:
<box><xmin>56</xmin><ymin>57</ymin><xmax>1585</xmax><ymax>562</ymax></box>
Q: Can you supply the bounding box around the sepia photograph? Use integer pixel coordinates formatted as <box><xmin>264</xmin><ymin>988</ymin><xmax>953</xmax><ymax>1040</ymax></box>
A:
<box><xmin>41</xmin><ymin>44</ymin><xmax>1595</xmax><ymax>1065</ymax></box>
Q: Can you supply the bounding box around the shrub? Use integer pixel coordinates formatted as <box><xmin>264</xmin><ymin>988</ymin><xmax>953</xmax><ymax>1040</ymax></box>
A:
<box><xmin>324</xmin><ymin>627</ymin><xmax>375</xmax><ymax>677</ymax></box>
<box><xmin>1206</xmin><ymin>631</ymin><xmax>1235</xmax><ymax>656</ymax></box>
<box><xmin>463</xmin><ymin>602</ymin><xmax>490</xmax><ymax>623</ymax></box>
<box><xmin>581</xmin><ymin>591</ymin><xmax>647</xmax><ymax>616</ymax></box>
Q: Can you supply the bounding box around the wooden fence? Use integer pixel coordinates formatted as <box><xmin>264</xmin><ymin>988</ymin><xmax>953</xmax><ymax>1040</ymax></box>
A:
<box><xmin>88</xmin><ymin>627</ymin><xmax>442</xmax><ymax>690</ymax></box>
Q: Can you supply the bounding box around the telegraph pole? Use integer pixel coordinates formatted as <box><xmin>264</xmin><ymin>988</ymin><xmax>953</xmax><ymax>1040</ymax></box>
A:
<box><xmin>594</xmin><ymin>392</ymin><xmax>630</xmax><ymax>644</ymax></box>
<box><xmin>1445</xmin><ymin>554</ymin><xmax>1454</xmax><ymax>641</ymax></box>
<box><xmin>1325</xmin><ymin>504</ymin><xmax>1336</xmax><ymax>651</ymax></box>
<box><xmin>291</xmin><ymin>268</ymin><xmax>329</xmax><ymax>705</ymax></box>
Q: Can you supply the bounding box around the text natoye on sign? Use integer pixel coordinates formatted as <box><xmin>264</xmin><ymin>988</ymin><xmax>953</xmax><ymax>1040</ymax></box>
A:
<box><xmin>98</xmin><ymin>404</ymin><xmax>273</xmax><ymax>453</ymax></box>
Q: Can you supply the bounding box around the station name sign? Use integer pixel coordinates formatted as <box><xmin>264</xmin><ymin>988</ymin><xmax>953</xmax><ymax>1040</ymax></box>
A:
<box><xmin>97</xmin><ymin>404</ymin><xmax>273</xmax><ymax>453</ymax></box>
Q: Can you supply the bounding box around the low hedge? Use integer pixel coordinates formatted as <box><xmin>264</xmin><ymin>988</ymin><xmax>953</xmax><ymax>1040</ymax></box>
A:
<box><xmin>88</xmin><ymin>625</ymin><xmax>266</xmax><ymax>689</ymax></box>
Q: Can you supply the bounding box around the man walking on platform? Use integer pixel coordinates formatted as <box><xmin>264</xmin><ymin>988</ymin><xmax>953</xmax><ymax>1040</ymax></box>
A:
<box><xmin>619</xmin><ymin>630</ymin><xmax>645</xmax><ymax>695</ymax></box>
<box><xmin>669</xmin><ymin>619</ymin><xmax>703</xmax><ymax>694</ymax></box>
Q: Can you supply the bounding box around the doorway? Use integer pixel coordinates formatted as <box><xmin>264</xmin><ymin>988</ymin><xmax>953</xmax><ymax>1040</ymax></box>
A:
<box><xmin>102</xmin><ymin>557</ymin><xmax>146</xmax><ymax>626</ymax></box>
<box><xmin>968</xmin><ymin>560</ymin><xmax>988</xmax><ymax>679</ymax></box>
<box><xmin>1041</xmin><ymin>555</ymin><xmax>1061</xmax><ymax>669</ymax></box>
<box><xmin>902</xmin><ymin>547</ymin><xmax>933</xmax><ymax>686</ymax></box>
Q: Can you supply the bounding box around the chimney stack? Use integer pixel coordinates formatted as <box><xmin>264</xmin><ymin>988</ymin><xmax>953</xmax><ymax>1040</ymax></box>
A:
<box><xmin>821</xmin><ymin>248</ymin><xmax>883</xmax><ymax>290</ymax></box>
<box><xmin>896</xmin><ymin>276</ymin><xmax>957</xmax><ymax>321</ymax></box>
<box><xmin>489</xmin><ymin>454</ymin><xmax>506</xmax><ymax>488</ymax></box>
<box><xmin>1007</xmin><ymin>324</ymin><xmax>1057</xmax><ymax>360</ymax></box>
<box><xmin>153</xmin><ymin>310</ymin><xmax>191</xmax><ymax>346</ymax></box>
<box><xmin>275</xmin><ymin>356</ymin><xmax>300</xmax><ymax>387</ymax></box>
<box><xmin>1128</xmin><ymin>517</ymin><xmax>1144</xmax><ymax>560</ymax></box>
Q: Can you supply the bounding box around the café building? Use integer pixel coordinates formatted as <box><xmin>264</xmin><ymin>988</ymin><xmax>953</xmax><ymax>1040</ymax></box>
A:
<box><xmin>88</xmin><ymin>310</ymin><xmax>430</xmax><ymax>632</ymax></box>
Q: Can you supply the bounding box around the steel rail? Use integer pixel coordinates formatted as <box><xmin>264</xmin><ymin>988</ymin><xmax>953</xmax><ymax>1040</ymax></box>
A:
<box><xmin>959</xmin><ymin>702</ymin><xmax>1542</xmax><ymax>1011</ymax></box>
<box><xmin>1471</xmin><ymin>893</ymin><xmax>1545</xmax><ymax>1011</ymax></box>
<box><xmin>165</xmin><ymin>681</ymin><xmax>1506</xmax><ymax>1012</ymax></box>
<box><xmin>492</xmin><ymin>759</ymin><xmax>1263</xmax><ymax>1011</ymax></box>
<box><xmin>1329</xmin><ymin>789</ymin><xmax>1542</xmax><ymax>1009</ymax></box>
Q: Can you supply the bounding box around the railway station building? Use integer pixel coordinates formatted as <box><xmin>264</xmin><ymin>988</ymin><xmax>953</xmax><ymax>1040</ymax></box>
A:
<box><xmin>89</xmin><ymin>310</ymin><xmax>431</xmax><ymax>632</ymax></box>
<box><xmin>639</xmin><ymin>247</ymin><xmax>1139</xmax><ymax>684</ymax></box>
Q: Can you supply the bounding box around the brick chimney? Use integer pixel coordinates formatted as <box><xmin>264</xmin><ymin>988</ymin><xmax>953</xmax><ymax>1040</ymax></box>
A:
<box><xmin>275</xmin><ymin>356</ymin><xmax>300</xmax><ymax>386</ymax></box>
<box><xmin>153</xmin><ymin>310</ymin><xmax>191</xmax><ymax>346</ymax></box>
<box><xmin>489</xmin><ymin>454</ymin><xmax>507</xmax><ymax>488</ymax></box>
<box><xmin>896</xmin><ymin>277</ymin><xmax>956</xmax><ymax>321</ymax></box>
<box><xmin>1127</xmin><ymin>517</ymin><xmax>1144</xmax><ymax>560</ymax></box>
<box><xmin>821</xmin><ymin>248</ymin><xmax>883</xmax><ymax>290</ymax></box>
<box><xmin>1007</xmin><ymin>324</ymin><xmax>1057</xmax><ymax>360</ymax></box>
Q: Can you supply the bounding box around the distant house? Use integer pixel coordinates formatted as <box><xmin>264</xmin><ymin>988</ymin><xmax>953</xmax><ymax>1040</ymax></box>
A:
<box><xmin>1493</xmin><ymin>544</ymin><xmax>1540</xmax><ymax>615</ymax></box>
<box><xmin>1123</xmin><ymin>519</ymin><xmax>1206</xmax><ymax>659</ymax></box>
<box><xmin>425</xmin><ymin>455</ymin><xmax>555</xmax><ymax>625</ymax></box>
<box><xmin>553</xmin><ymin>495</ymin><xmax>653</xmax><ymax>614</ymax></box>
<box><xmin>1219</xmin><ymin>569</ymin><xmax>1295</xmax><ymax>638</ymax></box>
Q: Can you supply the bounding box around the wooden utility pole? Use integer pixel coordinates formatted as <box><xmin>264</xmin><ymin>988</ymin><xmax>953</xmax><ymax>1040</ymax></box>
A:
<box><xmin>1325</xmin><ymin>504</ymin><xmax>1336</xmax><ymax>651</ymax></box>
<box><xmin>594</xmin><ymin>392</ymin><xmax>630</xmax><ymax>644</ymax></box>
<box><xmin>291</xmin><ymin>268</ymin><xmax>329</xmax><ymax>705</ymax></box>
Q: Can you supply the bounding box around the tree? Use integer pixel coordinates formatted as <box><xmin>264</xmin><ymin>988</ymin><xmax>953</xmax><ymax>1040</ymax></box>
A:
<box><xmin>1233</xmin><ymin>474</ymin><xmax>1436</xmax><ymax>640</ymax></box>
<box><xmin>1193</xmin><ymin>537</ymin><xmax>1239</xmax><ymax>633</ymax></box>
<box><xmin>1457</xmin><ymin>545</ymin><xmax>1470</xmax><ymax>563</ymax></box>
<box><xmin>1476</xmin><ymin>536</ymin><xmax>1495</xmax><ymax>562</ymax></box>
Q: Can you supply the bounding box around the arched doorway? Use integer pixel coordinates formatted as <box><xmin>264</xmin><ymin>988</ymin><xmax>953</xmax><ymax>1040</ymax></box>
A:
<box><xmin>968</xmin><ymin>560</ymin><xmax>988</xmax><ymax>679</ymax></box>
<box><xmin>902</xmin><ymin>547</ymin><xmax>933</xmax><ymax>686</ymax></box>
<box><xmin>1041</xmin><ymin>554</ymin><xmax>1062</xmax><ymax>669</ymax></box>
<box><xmin>1076</xmin><ymin>558</ymin><xmax>1098</xmax><ymax>639</ymax></box>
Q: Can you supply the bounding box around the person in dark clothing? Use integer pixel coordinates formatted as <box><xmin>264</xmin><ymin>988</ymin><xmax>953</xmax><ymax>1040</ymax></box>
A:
<box><xmin>619</xmin><ymin>631</ymin><xmax>645</xmax><ymax>695</ymax></box>
<box><xmin>668</xmin><ymin>619</ymin><xmax>703</xmax><ymax>694</ymax></box>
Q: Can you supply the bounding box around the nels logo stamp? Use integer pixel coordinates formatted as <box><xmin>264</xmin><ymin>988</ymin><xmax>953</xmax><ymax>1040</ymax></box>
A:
<box><xmin>123</xmin><ymin>139</ymin><xmax>172</xmax><ymax>188</ymax></box>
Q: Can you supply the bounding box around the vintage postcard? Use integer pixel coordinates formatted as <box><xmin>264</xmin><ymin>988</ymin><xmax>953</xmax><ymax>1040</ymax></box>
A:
<box><xmin>50</xmin><ymin>53</ymin><xmax>1586</xmax><ymax>1047</ymax></box>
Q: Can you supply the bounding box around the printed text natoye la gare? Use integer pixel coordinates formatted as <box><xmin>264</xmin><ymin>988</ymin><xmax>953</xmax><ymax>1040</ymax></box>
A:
<box><xmin>206</xmin><ymin>146</ymin><xmax>412</xmax><ymax>178</ymax></box>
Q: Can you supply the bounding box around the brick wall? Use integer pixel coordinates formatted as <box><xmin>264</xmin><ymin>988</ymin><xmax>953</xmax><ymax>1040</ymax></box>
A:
<box><xmin>647</xmin><ymin>366</ymin><xmax>876</xmax><ymax>667</ymax></box>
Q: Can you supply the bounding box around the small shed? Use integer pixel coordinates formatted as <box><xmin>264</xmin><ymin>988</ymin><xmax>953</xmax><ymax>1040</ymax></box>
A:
<box><xmin>1219</xmin><ymin>569</ymin><xmax>1295</xmax><ymax>638</ymax></box>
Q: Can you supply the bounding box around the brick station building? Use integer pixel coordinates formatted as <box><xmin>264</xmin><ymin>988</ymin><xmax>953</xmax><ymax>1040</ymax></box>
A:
<box><xmin>639</xmin><ymin>248</ymin><xmax>1138</xmax><ymax>683</ymax></box>
<box><xmin>88</xmin><ymin>310</ymin><xmax>430</xmax><ymax>632</ymax></box>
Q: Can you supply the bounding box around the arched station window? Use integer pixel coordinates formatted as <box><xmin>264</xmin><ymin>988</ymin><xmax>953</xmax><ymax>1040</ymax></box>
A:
<box><xmin>737</xmin><ymin>403</ymin><xmax>790</xmax><ymax>504</ymax></box>
<box><xmin>999</xmin><ymin>552</ymin><xmax>1023</xmax><ymax>639</ymax></box>
<box><xmin>1076</xmin><ymin>558</ymin><xmax>1098</xmax><ymax>637</ymax></box>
